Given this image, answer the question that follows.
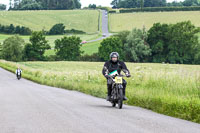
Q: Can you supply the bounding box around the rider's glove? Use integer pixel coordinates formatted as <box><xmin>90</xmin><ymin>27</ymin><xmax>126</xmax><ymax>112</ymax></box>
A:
<box><xmin>105</xmin><ymin>74</ymin><xmax>109</xmax><ymax>79</ymax></box>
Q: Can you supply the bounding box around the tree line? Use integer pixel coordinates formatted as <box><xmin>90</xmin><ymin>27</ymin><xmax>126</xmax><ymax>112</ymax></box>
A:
<box><xmin>9</xmin><ymin>0</ymin><xmax>81</xmax><ymax>10</ymax></box>
<box><xmin>111</xmin><ymin>0</ymin><xmax>200</xmax><ymax>8</ymax></box>
<box><xmin>0</xmin><ymin>24</ymin><xmax>32</xmax><ymax>35</ymax></box>
<box><xmin>0</xmin><ymin>23</ymin><xmax>85</xmax><ymax>35</ymax></box>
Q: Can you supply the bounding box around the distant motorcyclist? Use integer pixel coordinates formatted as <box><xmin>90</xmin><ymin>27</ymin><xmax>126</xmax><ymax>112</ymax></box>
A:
<box><xmin>16</xmin><ymin>67</ymin><xmax>22</xmax><ymax>79</ymax></box>
<box><xmin>102</xmin><ymin>52</ymin><xmax>131</xmax><ymax>101</ymax></box>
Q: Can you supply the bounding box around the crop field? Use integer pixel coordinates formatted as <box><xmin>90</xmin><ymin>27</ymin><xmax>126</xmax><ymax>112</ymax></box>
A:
<box><xmin>0</xmin><ymin>10</ymin><xmax>100</xmax><ymax>33</ymax></box>
<box><xmin>0</xmin><ymin>60</ymin><xmax>200</xmax><ymax>123</ymax></box>
<box><xmin>109</xmin><ymin>11</ymin><xmax>200</xmax><ymax>32</ymax></box>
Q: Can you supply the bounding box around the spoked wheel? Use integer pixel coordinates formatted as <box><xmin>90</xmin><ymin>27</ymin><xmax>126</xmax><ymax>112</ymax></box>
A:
<box><xmin>112</xmin><ymin>102</ymin><xmax>116</xmax><ymax>107</ymax></box>
<box><xmin>118</xmin><ymin>89</ymin><xmax>123</xmax><ymax>109</ymax></box>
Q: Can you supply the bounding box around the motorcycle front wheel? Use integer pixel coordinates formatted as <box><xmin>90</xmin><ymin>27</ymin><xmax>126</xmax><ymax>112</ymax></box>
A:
<box><xmin>118</xmin><ymin>89</ymin><xmax>123</xmax><ymax>109</ymax></box>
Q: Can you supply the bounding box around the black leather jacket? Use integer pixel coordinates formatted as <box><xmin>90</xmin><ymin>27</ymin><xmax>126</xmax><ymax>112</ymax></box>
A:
<box><xmin>102</xmin><ymin>60</ymin><xmax>130</xmax><ymax>77</ymax></box>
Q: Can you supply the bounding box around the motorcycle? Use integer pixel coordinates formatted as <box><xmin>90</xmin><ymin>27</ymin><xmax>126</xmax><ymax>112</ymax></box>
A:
<box><xmin>16</xmin><ymin>72</ymin><xmax>21</xmax><ymax>80</ymax></box>
<box><xmin>109</xmin><ymin>75</ymin><xmax>127</xmax><ymax>109</ymax></box>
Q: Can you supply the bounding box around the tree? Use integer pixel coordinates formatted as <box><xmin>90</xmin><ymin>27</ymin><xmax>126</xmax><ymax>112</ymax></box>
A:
<box><xmin>0</xmin><ymin>4</ymin><xmax>6</xmax><ymax>10</ymax></box>
<box><xmin>13</xmin><ymin>0</ymin><xmax>20</xmax><ymax>9</ymax></box>
<box><xmin>20</xmin><ymin>0</ymin><xmax>43</xmax><ymax>10</ymax></box>
<box><xmin>8</xmin><ymin>24</ymin><xmax>15</xmax><ymax>34</ymax></box>
<box><xmin>111</xmin><ymin>0</ymin><xmax>119</xmax><ymax>8</ymax></box>
<box><xmin>167</xmin><ymin>21</ymin><xmax>200</xmax><ymax>64</ymax></box>
<box><xmin>147</xmin><ymin>21</ymin><xmax>200</xmax><ymax>64</ymax></box>
<box><xmin>147</xmin><ymin>23</ymin><xmax>170</xmax><ymax>62</ymax></box>
<box><xmin>98</xmin><ymin>37</ymin><xmax>124</xmax><ymax>61</ymax></box>
<box><xmin>9</xmin><ymin>0</ymin><xmax>12</xmax><ymax>10</ymax></box>
<box><xmin>183</xmin><ymin>0</ymin><xmax>200</xmax><ymax>6</ymax></box>
<box><xmin>19</xmin><ymin>26</ymin><xmax>32</xmax><ymax>35</ymax></box>
<box><xmin>54</xmin><ymin>36</ymin><xmax>82</xmax><ymax>61</ymax></box>
<box><xmin>114</xmin><ymin>30</ymin><xmax>130</xmax><ymax>45</ymax></box>
<box><xmin>144</xmin><ymin>0</ymin><xmax>166</xmax><ymax>7</ymax></box>
<box><xmin>49</xmin><ymin>23</ymin><xmax>65</xmax><ymax>35</ymax></box>
<box><xmin>2</xmin><ymin>35</ymin><xmax>25</xmax><ymax>62</ymax></box>
<box><xmin>125</xmin><ymin>28</ymin><xmax>151</xmax><ymax>62</ymax></box>
<box><xmin>88</xmin><ymin>4</ymin><xmax>96</xmax><ymax>9</ymax></box>
<box><xmin>24</xmin><ymin>31</ymin><xmax>50</xmax><ymax>61</ymax></box>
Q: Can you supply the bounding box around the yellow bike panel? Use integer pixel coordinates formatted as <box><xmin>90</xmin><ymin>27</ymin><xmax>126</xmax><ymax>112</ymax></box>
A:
<box><xmin>115</xmin><ymin>77</ymin><xmax>122</xmax><ymax>84</ymax></box>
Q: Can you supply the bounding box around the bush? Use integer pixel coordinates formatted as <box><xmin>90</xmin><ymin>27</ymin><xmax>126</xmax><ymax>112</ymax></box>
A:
<box><xmin>24</xmin><ymin>31</ymin><xmax>51</xmax><ymax>61</ymax></box>
<box><xmin>48</xmin><ymin>23</ymin><xmax>85</xmax><ymax>35</ymax></box>
<box><xmin>54</xmin><ymin>36</ymin><xmax>82</xmax><ymax>61</ymax></box>
<box><xmin>49</xmin><ymin>23</ymin><xmax>65</xmax><ymax>35</ymax></box>
<box><xmin>2</xmin><ymin>35</ymin><xmax>25</xmax><ymax>62</ymax></box>
<box><xmin>109</xmin><ymin>10</ymin><xmax>117</xmax><ymax>13</ymax></box>
<box><xmin>65</xmin><ymin>29</ymin><xmax>86</xmax><ymax>34</ymax></box>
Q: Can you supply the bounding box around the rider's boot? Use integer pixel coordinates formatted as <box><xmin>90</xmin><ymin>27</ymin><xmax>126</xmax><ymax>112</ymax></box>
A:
<box><xmin>106</xmin><ymin>85</ymin><xmax>112</xmax><ymax>101</ymax></box>
<box><xmin>106</xmin><ymin>95</ymin><xmax>111</xmax><ymax>101</ymax></box>
<box><xmin>123</xmin><ymin>87</ymin><xmax>128</xmax><ymax>101</ymax></box>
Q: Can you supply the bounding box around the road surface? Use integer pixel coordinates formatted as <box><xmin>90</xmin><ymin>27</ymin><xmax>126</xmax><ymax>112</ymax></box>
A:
<box><xmin>0</xmin><ymin>67</ymin><xmax>200</xmax><ymax>133</ymax></box>
<box><xmin>87</xmin><ymin>10</ymin><xmax>112</xmax><ymax>43</ymax></box>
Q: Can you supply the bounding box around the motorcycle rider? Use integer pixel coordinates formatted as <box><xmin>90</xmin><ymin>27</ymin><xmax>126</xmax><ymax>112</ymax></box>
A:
<box><xmin>16</xmin><ymin>67</ymin><xmax>22</xmax><ymax>79</ymax></box>
<box><xmin>102</xmin><ymin>52</ymin><xmax>131</xmax><ymax>101</ymax></box>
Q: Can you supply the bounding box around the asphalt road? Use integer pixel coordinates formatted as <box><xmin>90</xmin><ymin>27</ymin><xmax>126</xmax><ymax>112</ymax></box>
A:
<box><xmin>87</xmin><ymin>10</ymin><xmax>112</xmax><ymax>43</ymax></box>
<box><xmin>0</xmin><ymin>67</ymin><xmax>200</xmax><ymax>133</ymax></box>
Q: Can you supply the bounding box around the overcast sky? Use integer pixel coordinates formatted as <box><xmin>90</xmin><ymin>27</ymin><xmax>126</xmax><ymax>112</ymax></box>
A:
<box><xmin>0</xmin><ymin>0</ymin><xmax>185</xmax><ymax>8</ymax></box>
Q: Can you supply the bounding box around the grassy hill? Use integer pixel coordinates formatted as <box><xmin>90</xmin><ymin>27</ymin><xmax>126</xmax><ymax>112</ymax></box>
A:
<box><xmin>0</xmin><ymin>10</ymin><xmax>100</xmax><ymax>33</ymax></box>
<box><xmin>109</xmin><ymin>11</ymin><xmax>200</xmax><ymax>32</ymax></box>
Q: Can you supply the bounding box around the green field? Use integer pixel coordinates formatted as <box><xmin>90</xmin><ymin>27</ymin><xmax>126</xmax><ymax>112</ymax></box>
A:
<box><xmin>109</xmin><ymin>11</ymin><xmax>200</xmax><ymax>32</ymax></box>
<box><xmin>81</xmin><ymin>40</ymin><xmax>101</xmax><ymax>55</ymax></box>
<box><xmin>0</xmin><ymin>33</ymin><xmax>101</xmax><ymax>47</ymax></box>
<box><xmin>0</xmin><ymin>10</ymin><xmax>100</xmax><ymax>33</ymax></box>
<box><xmin>0</xmin><ymin>60</ymin><xmax>200</xmax><ymax>123</ymax></box>
<box><xmin>44</xmin><ymin>39</ymin><xmax>102</xmax><ymax>56</ymax></box>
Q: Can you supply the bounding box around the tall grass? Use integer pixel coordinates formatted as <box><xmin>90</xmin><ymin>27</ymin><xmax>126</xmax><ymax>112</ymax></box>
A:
<box><xmin>0</xmin><ymin>60</ymin><xmax>200</xmax><ymax>123</ymax></box>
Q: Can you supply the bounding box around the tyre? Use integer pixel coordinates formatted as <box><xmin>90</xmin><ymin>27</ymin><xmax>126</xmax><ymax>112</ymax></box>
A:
<box><xmin>118</xmin><ymin>89</ymin><xmax>123</xmax><ymax>109</ymax></box>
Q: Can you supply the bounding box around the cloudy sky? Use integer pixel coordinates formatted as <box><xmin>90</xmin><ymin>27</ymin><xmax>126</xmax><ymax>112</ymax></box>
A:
<box><xmin>0</xmin><ymin>0</ymin><xmax>184</xmax><ymax>8</ymax></box>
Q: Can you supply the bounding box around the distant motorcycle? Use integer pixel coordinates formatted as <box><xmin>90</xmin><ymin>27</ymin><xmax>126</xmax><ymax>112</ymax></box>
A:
<box><xmin>16</xmin><ymin>68</ymin><xmax>22</xmax><ymax>80</ymax></box>
<box><xmin>16</xmin><ymin>72</ymin><xmax>21</xmax><ymax>80</ymax></box>
<box><xmin>108</xmin><ymin>75</ymin><xmax>127</xmax><ymax>109</ymax></box>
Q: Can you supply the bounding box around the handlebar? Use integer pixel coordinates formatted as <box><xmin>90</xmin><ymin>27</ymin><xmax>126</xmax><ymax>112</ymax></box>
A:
<box><xmin>107</xmin><ymin>74</ymin><xmax>127</xmax><ymax>78</ymax></box>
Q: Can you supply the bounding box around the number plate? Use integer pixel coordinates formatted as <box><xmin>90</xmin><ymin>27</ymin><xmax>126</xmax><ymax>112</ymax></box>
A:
<box><xmin>115</xmin><ymin>77</ymin><xmax>122</xmax><ymax>84</ymax></box>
